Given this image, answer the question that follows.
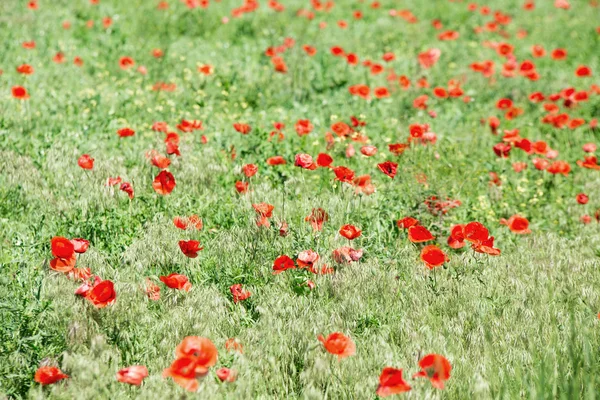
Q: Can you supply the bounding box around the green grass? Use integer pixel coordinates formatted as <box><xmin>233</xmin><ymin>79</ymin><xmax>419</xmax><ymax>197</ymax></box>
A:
<box><xmin>1</xmin><ymin>0</ymin><xmax>600</xmax><ymax>398</ymax></box>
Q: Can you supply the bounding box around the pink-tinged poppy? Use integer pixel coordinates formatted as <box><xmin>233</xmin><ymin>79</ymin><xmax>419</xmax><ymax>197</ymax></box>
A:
<box><xmin>413</xmin><ymin>354</ymin><xmax>452</xmax><ymax>389</ymax></box>
<box><xmin>71</xmin><ymin>238</ymin><xmax>89</xmax><ymax>254</ymax></box>
<box><xmin>500</xmin><ymin>215</ymin><xmax>531</xmax><ymax>234</ymax></box>
<box><xmin>582</xmin><ymin>143</ymin><xmax>596</xmax><ymax>153</ymax></box>
<box><xmin>216</xmin><ymin>367</ymin><xmax>237</xmax><ymax>383</ymax></box>
<box><xmin>78</xmin><ymin>154</ymin><xmax>94</xmax><ymax>170</ymax></box>
<box><xmin>230</xmin><ymin>283</ymin><xmax>251</xmax><ymax>303</ymax></box>
<box><xmin>533</xmin><ymin>158</ymin><xmax>549</xmax><ymax>171</ymax></box>
<box><xmin>12</xmin><ymin>86</ymin><xmax>29</xmax><ymax>99</ymax></box>
<box><xmin>233</xmin><ymin>123</ymin><xmax>251</xmax><ymax>134</ymax></box>
<box><xmin>144</xmin><ymin>278</ymin><xmax>160</xmax><ymax>300</ymax></box>
<box><xmin>86</xmin><ymin>280</ymin><xmax>116</xmax><ymax>308</ymax></box>
<box><xmin>242</xmin><ymin>163</ymin><xmax>258</xmax><ymax>177</ymax></box>
<box><xmin>377</xmin><ymin>161</ymin><xmax>398</xmax><ymax>179</ymax></box>
<box><xmin>408</xmin><ymin>225</ymin><xmax>434</xmax><ymax>243</ymax></box>
<box><xmin>116</xmin><ymin>366</ymin><xmax>148</xmax><ymax>386</ymax></box>
<box><xmin>420</xmin><ymin>245</ymin><xmax>448</xmax><ymax>269</ymax></box>
<box><xmin>339</xmin><ymin>224</ymin><xmax>361</xmax><ymax>240</ymax></box>
<box><xmin>376</xmin><ymin>368</ymin><xmax>412</xmax><ymax>397</ymax></box>
<box><xmin>397</xmin><ymin>217</ymin><xmax>419</xmax><ymax>229</ymax></box>
<box><xmin>75</xmin><ymin>275</ymin><xmax>101</xmax><ymax>297</ymax></box>
<box><xmin>305</xmin><ymin>208</ymin><xmax>329</xmax><ymax>231</ymax></box>
<box><xmin>512</xmin><ymin>162</ymin><xmax>527</xmax><ymax>173</ymax></box>
<box><xmin>117</xmin><ymin>127</ymin><xmax>135</xmax><ymax>137</ymax></box>
<box><xmin>576</xmin><ymin>193</ymin><xmax>589</xmax><ymax>204</ymax></box>
<box><xmin>160</xmin><ymin>273</ymin><xmax>192</xmax><ymax>292</ymax></box>
<box><xmin>316</xmin><ymin>153</ymin><xmax>333</xmax><ymax>167</ymax></box>
<box><xmin>295</xmin><ymin>153</ymin><xmax>317</xmax><ymax>170</ymax></box>
<box><xmin>225</xmin><ymin>338</ymin><xmax>243</xmax><ymax>354</ymax></box>
<box><xmin>273</xmin><ymin>255</ymin><xmax>295</xmax><ymax>274</ymax></box>
<box><xmin>34</xmin><ymin>366</ymin><xmax>69</xmax><ymax>385</ymax></box>
<box><xmin>297</xmin><ymin>250</ymin><xmax>319</xmax><ymax>269</ymax></box>
<box><xmin>153</xmin><ymin>171</ymin><xmax>176</xmax><ymax>195</ymax></box>
<box><xmin>418</xmin><ymin>48</ymin><xmax>441</xmax><ymax>69</ymax></box>
<box><xmin>179</xmin><ymin>240</ymin><xmax>203</xmax><ymax>258</ymax></box>
<box><xmin>266</xmin><ymin>156</ymin><xmax>287</xmax><ymax>165</ymax></box>
<box><xmin>67</xmin><ymin>267</ymin><xmax>92</xmax><ymax>281</ymax></box>
<box><xmin>317</xmin><ymin>332</ymin><xmax>356</xmax><ymax>360</ymax></box>
<box><xmin>332</xmin><ymin>247</ymin><xmax>364</xmax><ymax>264</ymax></box>
<box><xmin>360</xmin><ymin>145</ymin><xmax>378</xmax><ymax>156</ymax></box>
<box><xmin>577</xmin><ymin>156</ymin><xmax>600</xmax><ymax>170</ymax></box>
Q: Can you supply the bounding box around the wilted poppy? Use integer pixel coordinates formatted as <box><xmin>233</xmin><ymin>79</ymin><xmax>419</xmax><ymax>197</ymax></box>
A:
<box><xmin>413</xmin><ymin>354</ymin><xmax>452</xmax><ymax>389</ymax></box>
<box><xmin>230</xmin><ymin>283</ymin><xmax>251</xmax><ymax>303</ymax></box>
<box><xmin>116</xmin><ymin>366</ymin><xmax>148</xmax><ymax>386</ymax></box>
<box><xmin>377</xmin><ymin>161</ymin><xmax>398</xmax><ymax>179</ymax></box>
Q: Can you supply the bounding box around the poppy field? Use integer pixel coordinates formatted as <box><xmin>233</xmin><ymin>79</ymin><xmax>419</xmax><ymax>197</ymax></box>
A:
<box><xmin>2</xmin><ymin>0</ymin><xmax>600</xmax><ymax>398</ymax></box>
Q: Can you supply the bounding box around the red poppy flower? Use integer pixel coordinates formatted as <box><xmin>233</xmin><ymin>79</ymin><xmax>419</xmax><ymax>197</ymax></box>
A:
<box><xmin>349</xmin><ymin>84</ymin><xmax>370</xmax><ymax>99</ymax></box>
<box><xmin>376</xmin><ymin>367</ymin><xmax>412</xmax><ymax>397</ymax></box>
<box><xmin>413</xmin><ymin>354</ymin><xmax>452</xmax><ymax>389</ymax></box>
<box><xmin>339</xmin><ymin>224</ymin><xmax>361</xmax><ymax>240</ymax></box>
<box><xmin>397</xmin><ymin>217</ymin><xmax>419</xmax><ymax>229</ymax></box>
<box><xmin>551</xmin><ymin>48</ymin><xmax>567</xmax><ymax>60</ymax></box>
<box><xmin>500</xmin><ymin>215</ymin><xmax>531</xmax><ymax>234</ymax></box>
<box><xmin>374</xmin><ymin>87</ymin><xmax>390</xmax><ymax>98</ymax></box>
<box><xmin>86</xmin><ymin>280</ymin><xmax>116</xmax><ymax>308</ymax></box>
<box><xmin>576</xmin><ymin>193</ymin><xmax>589</xmax><ymax>204</ymax></box>
<box><xmin>547</xmin><ymin>160</ymin><xmax>571</xmax><ymax>175</ymax></box>
<box><xmin>420</xmin><ymin>245</ymin><xmax>448</xmax><ymax>269</ymax></box>
<box><xmin>179</xmin><ymin>240</ymin><xmax>203</xmax><ymax>258</ymax></box>
<box><xmin>272</xmin><ymin>255</ymin><xmax>295</xmax><ymax>274</ymax></box>
<box><xmin>162</xmin><ymin>357</ymin><xmax>199</xmax><ymax>392</ymax></box>
<box><xmin>233</xmin><ymin>123</ymin><xmax>251</xmax><ymax>134</ymax></box>
<box><xmin>408</xmin><ymin>225</ymin><xmax>434</xmax><ymax>243</ymax></box>
<box><xmin>16</xmin><ymin>64</ymin><xmax>34</xmax><ymax>75</ymax></box>
<box><xmin>160</xmin><ymin>273</ymin><xmax>192</xmax><ymax>292</ymax></box>
<box><xmin>242</xmin><ymin>163</ymin><xmax>258</xmax><ymax>177</ymax></box>
<box><xmin>418</xmin><ymin>48</ymin><xmax>441</xmax><ymax>69</ymax></box>
<box><xmin>576</xmin><ymin>65</ymin><xmax>592</xmax><ymax>77</ymax></box>
<box><xmin>34</xmin><ymin>366</ymin><xmax>69</xmax><ymax>385</ymax></box>
<box><xmin>295</xmin><ymin>119</ymin><xmax>313</xmax><ymax>136</ymax></box>
<box><xmin>153</xmin><ymin>170</ymin><xmax>176</xmax><ymax>195</ymax></box>
<box><xmin>77</xmin><ymin>154</ymin><xmax>94</xmax><ymax>170</ymax></box>
<box><xmin>151</xmin><ymin>154</ymin><xmax>171</xmax><ymax>169</ymax></box>
<box><xmin>119</xmin><ymin>56</ymin><xmax>135</xmax><ymax>69</ymax></box>
<box><xmin>235</xmin><ymin>181</ymin><xmax>249</xmax><ymax>193</ymax></box>
<box><xmin>266</xmin><ymin>155</ymin><xmax>286</xmax><ymax>165</ymax></box>
<box><xmin>333</xmin><ymin>166</ymin><xmax>355</xmax><ymax>183</ymax></box>
<box><xmin>117</xmin><ymin>127</ymin><xmax>135</xmax><ymax>137</ymax></box>
<box><xmin>317</xmin><ymin>332</ymin><xmax>356</xmax><ymax>360</ymax></box>
<box><xmin>230</xmin><ymin>283</ymin><xmax>251</xmax><ymax>303</ymax></box>
<box><xmin>116</xmin><ymin>366</ymin><xmax>148</xmax><ymax>386</ymax></box>
<box><xmin>577</xmin><ymin>156</ymin><xmax>600</xmax><ymax>170</ymax></box>
<box><xmin>377</xmin><ymin>161</ymin><xmax>398</xmax><ymax>179</ymax></box>
<box><xmin>51</xmin><ymin>236</ymin><xmax>75</xmax><ymax>259</ymax></box>
<box><xmin>447</xmin><ymin>224</ymin><xmax>466</xmax><ymax>249</ymax></box>
<box><xmin>316</xmin><ymin>153</ymin><xmax>333</xmax><ymax>167</ymax></box>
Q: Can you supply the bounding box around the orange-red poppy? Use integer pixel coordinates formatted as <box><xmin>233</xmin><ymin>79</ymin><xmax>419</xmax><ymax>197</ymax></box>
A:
<box><xmin>376</xmin><ymin>367</ymin><xmax>411</xmax><ymax>397</ymax></box>
<box><xmin>339</xmin><ymin>224</ymin><xmax>362</xmax><ymax>240</ymax></box>
<box><xmin>413</xmin><ymin>354</ymin><xmax>452</xmax><ymax>389</ymax></box>
<box><xmin>153</xmin><ymin>170</ymin><xmax>176</xmax><ymax>195</ymax></box>
<box><xmin>317</xmin><ymin>332</ymin><xmax>356</xmax><ymax>360</ymax></box>
<box><xmin>160</xmin><ymin>273</ymin><xmax>192</xmax><ymax>291</ymax></box>
<box><xmin>34</xmin><ymin>366</ymin><xmax>68</xmax><ymax>385</ymax></box>
<box><xmin>420</xmin><ymin>245</ymin><xmax>449</xmax><ymax>269</ymax></box>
